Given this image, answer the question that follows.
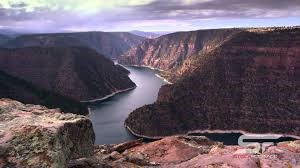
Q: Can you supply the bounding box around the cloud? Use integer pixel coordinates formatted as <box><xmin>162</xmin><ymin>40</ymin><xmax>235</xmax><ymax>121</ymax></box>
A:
<box><xmin>127</xmin><ymin>0</ymin><xmax>300</xmax><ymax>20</ymax></box>
<box><xmin>0</xmin><ymin>0</ymin><xmax>299</xmax><ymax>32</ymax></box>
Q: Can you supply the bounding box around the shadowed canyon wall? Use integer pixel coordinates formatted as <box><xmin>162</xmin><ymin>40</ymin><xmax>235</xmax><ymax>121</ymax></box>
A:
<box><xmin>0</xmin><ymin>47</ymin><xmax>136</xmax><ymax>103</ymax></box>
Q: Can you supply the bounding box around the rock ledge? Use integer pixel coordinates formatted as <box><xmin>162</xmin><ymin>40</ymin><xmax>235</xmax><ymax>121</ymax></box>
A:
<box><xmin>0</xmin><ymin>98</ymin><xmax>95</xmax><ymax>168</ymax></box>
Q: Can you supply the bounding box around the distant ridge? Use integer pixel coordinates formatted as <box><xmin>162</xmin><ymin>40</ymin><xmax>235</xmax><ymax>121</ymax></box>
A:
<box><xmin>130</xmin><ymin>30</ymin><xmax>161</xmax><ymax>39</ymax></box>
<box><xmin>0</xmin><ymin>31</ymin><xmax>145</xmax><ymax>59</ymax></box>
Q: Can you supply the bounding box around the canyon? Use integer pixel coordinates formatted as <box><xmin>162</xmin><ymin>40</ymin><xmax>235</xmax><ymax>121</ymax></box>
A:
<box><xmin>119</xmin><ymin>28</ymin><xmax>242</xmax><ymax>81</ymax></box>
<box><xmin>0</xmin><ymin>47</ymin><xmax>136</xmax><ymax>114</ymax></box>
<box><xmin>1</xmin><ymin>99</ymin><xmax>299</xmax><ymax>168</ymax></box>
<box><xmin>0</xmin><ymin>31</ymin><xmax>144</xmax><ymax>115</ymax></box>
<box><xmin>123</xmin><ymin>27</ymin><xmax>300</xmax><ymax>138</ymax></box>
<box><xmin>0</xmin><ymin>27</ymin><xmax>299</xmax><ymax>168</ymax></box>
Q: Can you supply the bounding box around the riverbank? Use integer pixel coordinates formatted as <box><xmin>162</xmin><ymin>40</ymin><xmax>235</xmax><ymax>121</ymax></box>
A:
<box><xmin>84</xmin><ymin>86</ymin><xmax>137</xmax><ymax>117</ymax></box>
<box><xmin>81</xmin><ymin>86</ymin><xmax>137</xmax><ymax>103</ymax></box>
<box><xmin>120</xmin><ymin>64</ymin><xmax>173</xmax><ymax>85</ymax></box>
<box><xmin>124</xmin><ymin>125</ymin><xmax>300</xmax><ymax>144</ymax></box>
<box><xmin>124</xmin><ymin>124</ymin><xmax>163</xmax><ymax>140</ymax></box>
<box><xmin>188</xmin><ymin>129</ymin><xmax>300</xmax><ymax>140</ymax></box>
<box><xmin>155</xmin><ymin>74</ymin><xmax>173</xmax><ymax>84</ymax></box>
<box><xmin>122</xmin><ymin>64</ymin><xmax>165</xmax><ymax>72</ymax></box>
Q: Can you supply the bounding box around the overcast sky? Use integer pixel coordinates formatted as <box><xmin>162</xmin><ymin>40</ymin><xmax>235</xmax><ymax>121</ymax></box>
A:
<box><xmin>0</xmin><ymin>0</ymin><xmax>299</xmax><ymax>32</ymax></box>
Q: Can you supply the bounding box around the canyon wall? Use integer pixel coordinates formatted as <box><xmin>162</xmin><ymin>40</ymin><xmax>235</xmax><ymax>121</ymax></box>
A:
<box><xmin>0</xmin><ymin>47</ymin><xmax>136</xmax><ymax>102</ymax></box>
<box><xmin>119</xmin><ymin>29</ymin><xmax>242</xmax><ymax>80</ymax></box>
<box><xmin>125</xmin><ymin>27</ymin><xmax>300</xmax><ymax>138</ymax></box>
<box><xmin>0</xmin><ymin>70</ymin><xmax>88</xmax><ymax>115</ymax></box>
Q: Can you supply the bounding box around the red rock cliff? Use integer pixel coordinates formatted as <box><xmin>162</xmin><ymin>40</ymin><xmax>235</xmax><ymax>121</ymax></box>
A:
<box><xmin>125</xmin><ymin>27</ymin><xmax>300</xmax><ymax>138</ymax></box>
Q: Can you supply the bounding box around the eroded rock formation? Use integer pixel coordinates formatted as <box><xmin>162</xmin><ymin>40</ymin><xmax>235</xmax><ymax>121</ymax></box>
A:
<box><xmin>0</xmin><ymin>99</ymin><xmax>95</xmax><ymax>168</ymax></box>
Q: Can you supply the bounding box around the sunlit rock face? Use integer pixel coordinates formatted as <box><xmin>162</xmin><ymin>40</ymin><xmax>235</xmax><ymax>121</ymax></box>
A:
<box><xmin>0</xmin><ymin>47</ymin><xmax>136</xmax><ymax>102</ymax></box>
<box><xmin>1</xmin><ymin>32</ymin><xmax>145</xmax><ymax>59</ymax></box>
<box><xmin>0</xmin><ymin>99</ymin><xmax>95</xmax><ymax>168</ymax></box>
<box><xmin>124</xmin><ymin>27</ymin><xmax>300</xmax><ymax>138</ymax></box>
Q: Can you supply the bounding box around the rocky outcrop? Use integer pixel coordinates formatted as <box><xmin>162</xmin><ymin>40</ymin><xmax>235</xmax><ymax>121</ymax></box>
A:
<box><xmin>0</xmin><ymin>47</ymin><xmax>136</xmax><ymax>102</ymax></box>
<box><xmin>0</xmin><ymin>99</ymin><xmax>95</xmax><ymax>168</ymax></box>
<box><xmin>125</xmin><ymin>27</ymin><xmax>300</xmax><ymax>138</ymax></box>
<box><xmin>69</xmin><ymin>136</ymin><xmax>300</xmax><ymax>168</ymax></box>
<box><xmin>1</xmin><ymin>32</ymin><xmax>145</xmax><ymax>59</ymax></box>
<box><xmin>0</xmin><ymin>70</ymin><xmax>88</xmax><ymax>115</ymax></box>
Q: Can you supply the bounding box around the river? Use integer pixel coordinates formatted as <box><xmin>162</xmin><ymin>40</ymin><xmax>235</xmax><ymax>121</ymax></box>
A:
<box><xmin>88</xmin><ymin>66</ymin><xmax>167</xmax><ymax>144</ymax></box>
<box><xmin>88</xmin><ymin>66</ymin><xmax>297</xmax><ymax>145</ymax></box>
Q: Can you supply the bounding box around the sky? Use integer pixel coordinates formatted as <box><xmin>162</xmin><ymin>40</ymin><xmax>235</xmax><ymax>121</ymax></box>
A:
<box><xmin>0</xmin><ymin>0</ymin><xmax>299</xmax><ymax>32</ymax></box>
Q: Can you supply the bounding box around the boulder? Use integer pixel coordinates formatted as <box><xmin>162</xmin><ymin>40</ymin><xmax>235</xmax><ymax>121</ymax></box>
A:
<box><xmin>0</xmin><ymin>99</ymin><xmax>95</xmax><ymax>168</ymax></box>
<box><xmin>112</xmin><ymin>138</ymin><xmax>143</xmax><ymax>153</ymax></box>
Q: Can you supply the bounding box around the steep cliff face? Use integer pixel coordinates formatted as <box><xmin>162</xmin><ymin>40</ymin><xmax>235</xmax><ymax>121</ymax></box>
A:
<box><xmin>0</xmin><ymin>70</ymin><xmax>88</xmax><ymax>115</ymax></box>
<box><xmin>0</xmin><ymin>47</ymin><xmax>136</xmax><ymax>102</ymax></box>
<box><xmin>0</xmin><ymin>99</ymin><xmax>95</xmax><ymax>168</ymax></box>
<box><xmin>125</xmin><ymin>27</ymin><xmax>300</xmax><ymax>138</ymax></box>
<box><xmin>119</xmin><ymin>29</ymin><xmax>241</xmax><ymax>73</ymax></box>
<box><xmin>2</xmin><ymin>32</ymin><xmax>145</xmax><ymax>59</ymax></box>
